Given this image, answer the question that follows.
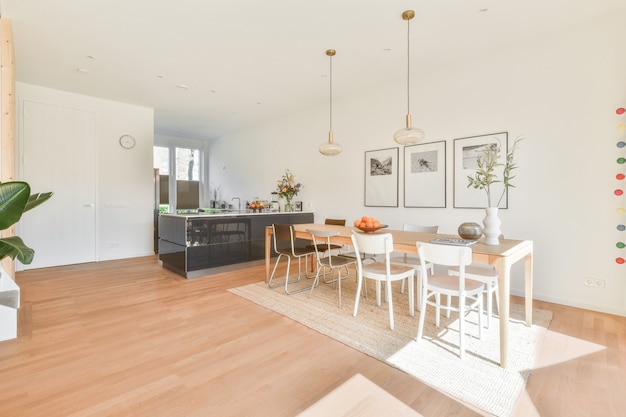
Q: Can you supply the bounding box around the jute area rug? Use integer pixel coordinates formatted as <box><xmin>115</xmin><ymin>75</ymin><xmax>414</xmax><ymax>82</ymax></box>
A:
<box><xmin>229</xmin><ymin>275</ymin><xmax>552</xmax><ymax>417</ymax></box>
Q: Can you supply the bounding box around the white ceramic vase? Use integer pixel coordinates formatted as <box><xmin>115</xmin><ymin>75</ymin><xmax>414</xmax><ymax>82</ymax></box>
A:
<box><xmin>482</xmin><ymin>207</ymin><xmax>501</xmax><ymax>245</ymax></box>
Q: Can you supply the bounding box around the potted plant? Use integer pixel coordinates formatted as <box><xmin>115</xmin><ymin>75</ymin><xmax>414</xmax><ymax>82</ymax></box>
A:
<box><xmin>0</xmin><ymin>181</ymin><xmax>53</xmax><ymax>264</ymax></box>
<box><xmin>466</xmin><ymin>136</ymin><xmax>523</xmax><ymax>244</ymax></box>
<box><xmin>0</xmin><ymin>181</ymin><xmax>51</xmax><ymax>341</ymax></box>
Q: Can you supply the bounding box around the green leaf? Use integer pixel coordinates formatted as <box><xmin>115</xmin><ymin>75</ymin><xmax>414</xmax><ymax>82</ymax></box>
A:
<box><xmin>0</xmin><ymin>182</ymin><xmax>30</xmax><ymax>230</ymax></box>
<box><xmin>0</xmin><ymin>236</ymin><xmax>35</xmax><ymax>264</ymax></box>
<box><xmin>25</xmin><ymin>192</ymin><xmax>54</xmax><ymax>212</ymax></box>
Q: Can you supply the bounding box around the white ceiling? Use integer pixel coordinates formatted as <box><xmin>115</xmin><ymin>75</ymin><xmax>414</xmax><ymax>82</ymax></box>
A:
<box><xmin>1</xmin><ymin>0</ymin><xmax>624</xmax><ymax>141</ymax></box>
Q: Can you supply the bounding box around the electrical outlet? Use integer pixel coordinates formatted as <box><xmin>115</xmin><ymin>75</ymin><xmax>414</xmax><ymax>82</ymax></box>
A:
<box><xmin>584</xmin><ymin>278</ymin><xmax>606</xmax><ymax>288</ymax></box>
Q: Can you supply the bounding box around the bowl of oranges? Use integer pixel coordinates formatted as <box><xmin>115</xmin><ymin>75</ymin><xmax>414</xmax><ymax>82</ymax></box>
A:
<box><xmin>353</xmin><ymin>216</ymin><xmax>387</xmax><ymax>233</ymax></box>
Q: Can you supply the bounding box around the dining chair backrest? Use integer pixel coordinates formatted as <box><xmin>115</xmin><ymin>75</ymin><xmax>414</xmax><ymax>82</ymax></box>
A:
<box><xmin>325</xmin><ymin>219</ymin><xmax>346</xmax><ymax>226</ymax></box>
<box><xmin>417</xmin><ymin>242</ymin><xmax>473</xmax><ymax>289</ymax></box>
<box><xmin>417</xmin><ymin>242</ymin><xmax>472</xmax><ymax>268</ymax></box>
<box><xmin>403</xmin><ymin>224</ymin><xmax>438</xmax><ymax>233</ymax></box>
<box><xmin>351</xmin><ymin>232</ymin><xmax>394</xmax><ymax>269</ymax></box>
<box><xmin>272</xmin><ymin>223</ymin><xmax>296</xmax><ymax>255</ymax></box>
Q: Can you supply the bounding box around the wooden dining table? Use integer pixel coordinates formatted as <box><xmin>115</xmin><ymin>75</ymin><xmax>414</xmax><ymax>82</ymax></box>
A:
<box><xmin>264</xmin><ymin>223</ymin><xmax>534</xmax><ymax>369</ymax></box>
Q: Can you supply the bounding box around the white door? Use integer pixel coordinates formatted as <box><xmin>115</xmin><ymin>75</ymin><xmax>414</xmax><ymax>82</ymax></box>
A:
<box><xmin>19</xmin><ymin>100</ymin><xmax>96</xmax><ymax>269</ymax></box>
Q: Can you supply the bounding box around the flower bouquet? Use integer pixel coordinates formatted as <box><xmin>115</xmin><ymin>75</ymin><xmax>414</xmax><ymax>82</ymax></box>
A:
<box><xmin>276</xmin><ymin>169</ymin><xmax>302</xmax><ymax>211</ymax></box>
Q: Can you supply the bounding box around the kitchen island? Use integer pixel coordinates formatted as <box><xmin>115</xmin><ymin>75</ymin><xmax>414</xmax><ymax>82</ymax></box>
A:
<box><xmin>159</xmin><ymin>211</ymin><xmax>314</xmax><ymax>278</ymax></box>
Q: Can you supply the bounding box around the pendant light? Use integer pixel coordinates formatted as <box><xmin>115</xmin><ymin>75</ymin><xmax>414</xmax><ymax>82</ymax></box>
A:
<box><xmin>393</xmin><ymin>10</ymin><xmax>425</xmax><ymax>145</ymax></box>
<box><xmin>319</xmin><ymin>49</ymin><xmax>342</xmax><ymax>156</ymax></box>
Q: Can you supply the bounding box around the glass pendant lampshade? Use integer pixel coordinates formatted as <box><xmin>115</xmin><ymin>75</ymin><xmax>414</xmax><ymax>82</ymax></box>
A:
<box><xmin>394</xmin><ymin>10</ymin><xmax>425</xmax><ymax>146</ymax></box>
<box><xmin>319</xmin><ymin>49</ymin><xmax>342</xmax><ymax>156</ymax></box>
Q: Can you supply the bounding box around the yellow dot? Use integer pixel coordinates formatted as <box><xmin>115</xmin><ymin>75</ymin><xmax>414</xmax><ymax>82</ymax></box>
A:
<box><xmin>618</xmin><ymin>124</ymin><xmax>626</xmax><ymax>131</ymax></box>
<box><xmin>618</xmin><ymin>208</ymin><xmax>626</xmax><ymax>215</ymax></box>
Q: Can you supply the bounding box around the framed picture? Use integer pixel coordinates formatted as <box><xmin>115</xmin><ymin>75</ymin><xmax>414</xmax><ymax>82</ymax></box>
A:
<box><xmin>453</xmin><ymin>132</ymin><xmax>508</xmax><ymax>209</ymax></box>
<box><xmin>364</xmin><ymin>147</ymin><xmax>399</xmax><ymax>207</ymax></box>
<box><xmin>294</xmin><ymin>201</ymin><xmax>302</xmax><ymax>211</ymax></box>
<box><xmin>404</xmin><ymin>141</ymin><xmax>446</xmax><ymax>208</ymax></box>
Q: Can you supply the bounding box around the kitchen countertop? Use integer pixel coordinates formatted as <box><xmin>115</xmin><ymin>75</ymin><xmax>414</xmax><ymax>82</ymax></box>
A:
<box><xmin>160</xmin><ymin>211</ymin><xmax>314</xmax><ymax>218</ymax></box>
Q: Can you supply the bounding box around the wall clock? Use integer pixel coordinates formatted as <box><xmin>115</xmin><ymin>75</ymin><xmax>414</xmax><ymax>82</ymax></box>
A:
<box><xmin>119</xmin><ymin>134</ymin><xmax>136</xmax><ymax>149</ymax></box>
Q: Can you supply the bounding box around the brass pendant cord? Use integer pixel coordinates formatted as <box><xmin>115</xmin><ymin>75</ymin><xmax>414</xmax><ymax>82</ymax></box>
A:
<box><xmin>329</xmin><ymin>51</ymin><xmax>333</xmax><ymax>133</ymax></box>
<box><xmin>405</xmin><ymin>15</ymin><xmax>411</xmax><ymax>117</ymax></box>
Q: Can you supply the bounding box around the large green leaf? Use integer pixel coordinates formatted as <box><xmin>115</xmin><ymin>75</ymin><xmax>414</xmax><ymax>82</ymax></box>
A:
<box><xmin>0</xmin><ymin>235</ymin><xmax>35</xmax><ymax>264</ymax></box>
<box><xmin>0</xmin><ymin>182</ymin><xmax>30</xmax><ymax>230</ymax></box>
<box><xmin>25</xmin><ymin>192</ymin><xmax>54</xmax><ymax>212</ymax></box>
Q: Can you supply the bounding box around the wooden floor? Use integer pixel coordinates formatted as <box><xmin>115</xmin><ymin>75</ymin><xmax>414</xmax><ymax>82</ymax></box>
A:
<box><xmin>1</xmin><ymin>256</ymin><xmax>624</xmax><ymax>416</ymax></box>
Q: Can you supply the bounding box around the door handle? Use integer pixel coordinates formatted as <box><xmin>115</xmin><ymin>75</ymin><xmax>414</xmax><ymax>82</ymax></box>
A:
<box><xmin>84</xmin><ymin>204</ymin><xmax>95</xmax><ymax>207</ymax></box>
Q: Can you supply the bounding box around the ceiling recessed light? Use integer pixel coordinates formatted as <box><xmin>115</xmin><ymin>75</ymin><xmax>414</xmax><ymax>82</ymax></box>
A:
<box><xmin>76</xmin><ymin>68</ymin><xmax>88</xmax><ymax>73</ymax></box>
<box><xmin>86</xmin><ymin>55</ymin><xmax>95</xmax><ymax>60</ymax></box>
<box><xmin>479</xmin><ymin>8</ymin><xmax>488</xmax><ymax>12</ymax></box>
<box><xmin>156</xmin><ymin>75</ymin><xmax>164</xmax><ymax>79</ymax></box>
<box><xmin>176</xmin><ymin>84</ymin><xmax>189</xmax><ymax>89</ymax></box>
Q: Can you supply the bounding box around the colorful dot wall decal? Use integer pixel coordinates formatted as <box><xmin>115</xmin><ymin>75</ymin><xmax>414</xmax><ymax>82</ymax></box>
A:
<box><xmin>617</xmin><ymin>242</ymin><xmax>626</xmax><ymax>249</ymax></box>
<box><xmin>616</xmin><ymin>189</ymin><xmax>625</xmax><ymax>196</ymax></box>
<box><xmin>618</xmin><ymin>173</ymin><xmax>626</xmax><ymax>180</ymax></box>
<box><xmin>617</xmin><ymin>107</ymin><xmax>626</xmax><ymax>115</ymax></box>
<box><xmin>618</xmin><ymin>258</ymin><xmax>625</xmax><ymax>265</ymax></box>
<box><xmin>618</xmin><ymin>157</ymin><xmax>626</xmax><ymax>164</ymax></box>
<box><xmin>619</xmin><ymin>124</ymin><xmax>626</xmax><ymax>131</ymax></box>
<box><xmin>618</xmin><ymin>141</ymin><xmax>626</xmax><ymax>148</ymax></box>
<box><xmin>619</xmin><ymin>208</ymin><xmax>626</xmax><ymax>215</ymax></box>
<box><xmin>618</xmin><ymin>224</ymin><xmax>625</xmax><ymax>231</ymax></box>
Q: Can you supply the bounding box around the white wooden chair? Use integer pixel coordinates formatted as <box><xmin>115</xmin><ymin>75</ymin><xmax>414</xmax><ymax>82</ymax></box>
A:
<box><xmin>351</xmin><ymin>232</ymin><xmax>415</xmax><ymax>330</ymax></box>
<box><xmin>306</xmin><ymin>229</ymin><xmax>357</xmax><ymax>307</ymax></box>
<box><xmin>388</xmin><ymin>224</ymin><xmax>438</xmax><ymax>307</ymax></box>
<box><xmin>415</xmin><ymin>242</ymin><xmax>484</xmax><ymax>359</ymax></box>
<box><xmin>448</xmin><ymin>263</ymin><xmax>499</xmax><ymax>329</ymax></box>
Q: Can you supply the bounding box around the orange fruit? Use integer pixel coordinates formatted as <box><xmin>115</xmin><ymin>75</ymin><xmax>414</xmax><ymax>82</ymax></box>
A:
<box><xmin>373</xmin><ymin>220</ymin><xmax>381</xmax><ymax>227</ymax></box>
<box><xmin>353</xmin><ymin>220</ymin><xmax>360</xmax><ymax>227</ymax></box>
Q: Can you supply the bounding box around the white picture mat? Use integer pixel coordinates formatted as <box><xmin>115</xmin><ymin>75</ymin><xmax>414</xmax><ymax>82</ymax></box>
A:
<box><xmin>365</xmin><ymin>147</ymin><xmax>399</xmax><ymax>207</ymax></box>
<box><xmin>453</xmin><ymin>132</ymin><xmax>508</xmax><ymax>209</ymax></box>
<box><xmin>404</xmin><ymin>141</ymin><xmax>446</xmax><ymax>208</ymax></box>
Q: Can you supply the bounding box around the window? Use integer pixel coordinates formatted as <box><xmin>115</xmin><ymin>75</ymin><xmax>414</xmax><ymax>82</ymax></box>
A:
<box><xmin>154</xmin><ymin>145</ymin><xmax>202</xmax><ymax>212</ymax></box>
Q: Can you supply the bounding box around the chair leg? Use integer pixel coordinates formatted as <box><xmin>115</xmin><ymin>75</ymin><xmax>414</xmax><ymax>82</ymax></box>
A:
<box><xmin>416</xmin><ymin>286</ymin><xmax>428</xmax><ymax>341</ymax></box>
<box><xmin>386</xmin><ymin>279</ymin><xmax>394</xmax><ymax>330</ymax></box>
<box><xmin>459</xmin><ymin>294</ymin><xmax>466</xmax><ymax>360</ymax></box>
<box><xmin>353</xmin><ymin>273</ymin><xmax>363</xmax><ymax>317</ymax></box>
<box><xmin>407</xmin><ymin>273</ymin><xmax>415</xmax><ymax>317</ymax></box>
<box><xmin>486</xmin><ymin>282</ymin><xmax>493</xmax><ymax>329</ymax></box>
<box><xmin>435</xmin><ymin>293</ymin><xmax>441</xmax><ymax>327</ymax></box>
<box><xmin>268</xmin><ymin>254</ymin><xmax>299</xmax><ymax>289</ymax></box>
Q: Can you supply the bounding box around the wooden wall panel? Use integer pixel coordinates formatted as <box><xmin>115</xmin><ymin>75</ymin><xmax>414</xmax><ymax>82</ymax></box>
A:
<box><xmin>0</xmin><ymin>17</ymin><xmax>16</xmax><ymax>276</ymax></box>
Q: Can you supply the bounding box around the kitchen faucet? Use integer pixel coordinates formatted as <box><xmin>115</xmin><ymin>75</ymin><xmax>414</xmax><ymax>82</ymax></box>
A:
<box><xmin>232</xmin><ymin>197</ymin><xmax>241</xmax><ymax>211</ymax></box>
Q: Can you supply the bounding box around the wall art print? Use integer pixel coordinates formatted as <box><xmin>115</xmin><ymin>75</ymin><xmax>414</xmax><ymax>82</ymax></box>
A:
<box><xmin>404</xmin><ymin>141</ymin><xmax>446</xmax><ymax>208</ymax></box>
<box><xmin>365</xmin><ymin>147</ymin><xmax>399</xmax><ymax>207</ymax></box>
<box><xmin>453</xmin><ymin>132</ymin><xmax>509</xmax><ymax>209</ymax></box>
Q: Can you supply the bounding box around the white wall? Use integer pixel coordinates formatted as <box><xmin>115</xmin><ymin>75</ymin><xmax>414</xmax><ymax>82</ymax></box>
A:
<box><xmin>16</xmin><ymin>83</ymin><xmax>155</xmax><ymax>262</ymax></box>
<box><xmin>209</xmin><ymin>11</ymin><xmax>626</xmax><ymax>316</ymax></box>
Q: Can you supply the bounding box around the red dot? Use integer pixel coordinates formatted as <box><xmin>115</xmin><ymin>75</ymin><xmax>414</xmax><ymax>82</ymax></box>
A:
<box><xmin>617</xmin><ymin>257</ymin><xmax>625</xmax><ymax>264</ymax></box>
<box><xmin>616</xmin><ymin>189</ymin><xmax>624</xmax><ymax>196</ymax></box>
<box><xmin>617</xmin><ymin>108</ymin><xmax>626</xmax><ymax>115</ymax></box>
<box><xmin>618</xmin><ymin>173</ymin><xmax>626</xmax><ymax>180</ymax></box>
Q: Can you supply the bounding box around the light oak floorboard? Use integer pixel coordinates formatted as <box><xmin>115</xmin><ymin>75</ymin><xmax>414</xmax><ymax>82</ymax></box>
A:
<box><xmin>0</xmin><ymin>256</ymin><xmax>624</xmax><ymax>416</ymax></box>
